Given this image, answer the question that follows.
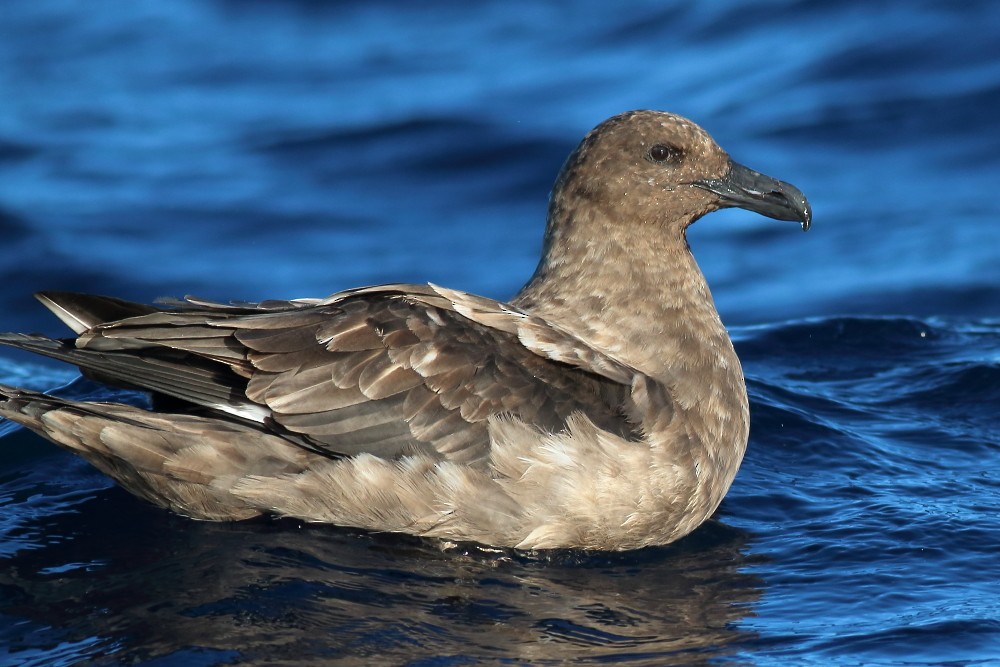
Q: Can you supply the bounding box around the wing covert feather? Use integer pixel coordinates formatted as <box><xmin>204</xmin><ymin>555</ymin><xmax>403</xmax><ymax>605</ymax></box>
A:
<box><xmin>231</xmin><ymin>292</ymin><xmax>642</xmax><ymax>464</ymax></box>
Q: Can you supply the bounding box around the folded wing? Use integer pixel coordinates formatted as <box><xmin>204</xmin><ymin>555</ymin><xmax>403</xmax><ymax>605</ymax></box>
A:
<box><xmin>4</xmin><ymin>285</ymin><xmax>652</xmax><ymax>467</ymax></box>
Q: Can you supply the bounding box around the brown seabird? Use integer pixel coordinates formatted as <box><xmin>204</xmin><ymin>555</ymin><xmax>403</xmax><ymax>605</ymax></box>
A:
<box><xmin>0</xmin><ymin>111</ymin><xmax>810</xmax><ymax>551</ymax></box>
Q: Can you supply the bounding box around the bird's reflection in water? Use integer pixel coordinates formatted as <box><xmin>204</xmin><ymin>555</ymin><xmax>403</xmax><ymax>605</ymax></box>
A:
<box><xmin>2</xmin><ymin>479</ymin><xmax>762</xmax><ymax>665</ymax></box>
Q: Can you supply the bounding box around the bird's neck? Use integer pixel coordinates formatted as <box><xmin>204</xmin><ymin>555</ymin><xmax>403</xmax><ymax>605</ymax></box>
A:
<box><xmin>513</xmin><ymin>209</ymin><xmax>742</xmax><ymax>397</ymax></box>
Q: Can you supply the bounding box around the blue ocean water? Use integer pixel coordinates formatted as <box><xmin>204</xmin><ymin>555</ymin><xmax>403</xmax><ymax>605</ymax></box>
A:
<box><xmin>0</xmin><ymin>1</ymin><xmax>998</xmax><ymax>665</ymax></box>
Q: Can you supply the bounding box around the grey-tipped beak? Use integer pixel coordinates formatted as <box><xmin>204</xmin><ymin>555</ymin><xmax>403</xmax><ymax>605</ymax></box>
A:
<box><xmin>694</xmin><ymin>161</ymin><xmax>812</xmax><ymax>231</ymax></box>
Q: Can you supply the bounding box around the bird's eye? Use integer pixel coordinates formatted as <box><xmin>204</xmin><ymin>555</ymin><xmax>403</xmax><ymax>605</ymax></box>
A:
<box><xmin>648</xmin><ymin>144</ymin><xmax>680</xmax><ymax>163</ymax></box>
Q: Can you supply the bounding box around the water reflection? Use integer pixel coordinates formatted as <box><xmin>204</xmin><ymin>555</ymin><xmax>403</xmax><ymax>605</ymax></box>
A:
<box><xmin>2</xmin><ymin>488</ymin><xmax>761</xmax><ymax>664</ymax></box>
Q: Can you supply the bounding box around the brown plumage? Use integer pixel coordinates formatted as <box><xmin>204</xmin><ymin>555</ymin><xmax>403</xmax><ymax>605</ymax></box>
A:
<box><xmin>0</xmin><ymin>111</ymin><xmax>810</xmax><ymax>550</ymax></box>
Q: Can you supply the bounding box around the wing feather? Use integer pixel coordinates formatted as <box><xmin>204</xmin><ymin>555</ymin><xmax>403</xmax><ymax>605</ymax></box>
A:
<box><xmin>8</xmin><ymin>286</ymin><xmax>654</xmax><ymax>468</ymax></box>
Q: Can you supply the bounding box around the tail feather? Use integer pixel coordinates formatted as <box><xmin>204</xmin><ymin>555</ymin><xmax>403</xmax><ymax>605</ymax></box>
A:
<box><xmin>0</xmin><ymin>383</ymin><xmax>312</xmax><ymax>520</ymax></box>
